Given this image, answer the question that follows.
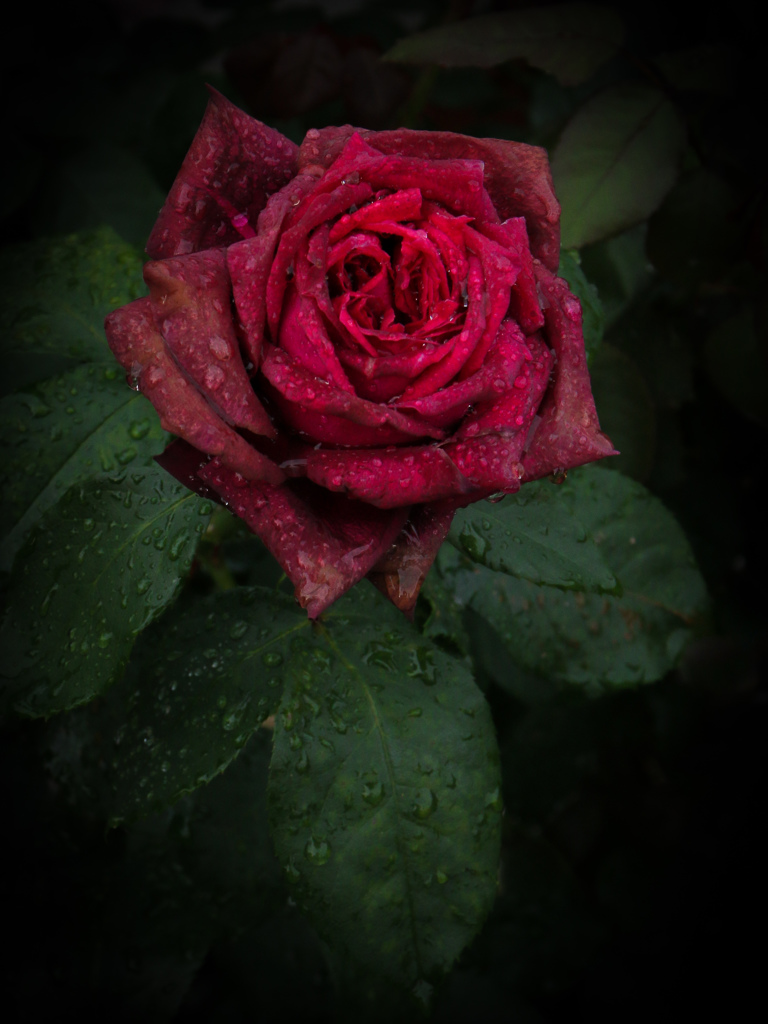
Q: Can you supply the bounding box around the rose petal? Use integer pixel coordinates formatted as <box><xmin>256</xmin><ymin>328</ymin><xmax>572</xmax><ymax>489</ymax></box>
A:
<box><xmin>305</xmin><ymin>444</ymin><xmax>472</xmax><ymax>509</ymax></box>
<box><xmin>480</xmin><ymin>217</ymin><xmax>544</xmax><ymax>337</ymax></box>
<box><xmin>521</xmin><ymin>266</ymin><xmax>617</xmax><ymax>480</ymax></box>
<box><xmin>312</xmin><ymin>132</ymin><xmax>499</xmax><ymax>225</ymax></box>
<box><xmin>266</xmin><ymin>181</ymin><xmax>374</xmax><ymax>339</ymax></box>
<box><xmin>227</xmin><ymin>172</ymin><xmax>318</xmax><ymax>367</ymax></box>
<box><xmin>328</xmin><ymin>187</ymin><xmax>424</xmax><ymax>242</ymax></box>
<box><xmin>367</xmin><ymin>500</ymin><xmax>458</xmax><ymax>615</ymax></box>
<box><xmin>261</xmin><ymin>343</ymin><xmax>443</xmax><ymax>446</ymax></box>
<box><xmin>456</xmin><ymin>330</ymin><xmax>552</xmax><ymax>439</ymax></box>
<box><xmin>154</xmin><ymin>438</ymin><xmax>223</xmax><ymax>504</ymax></box>
<box><xmin>395</xmin><ymin>323</ymin><xmax>529</xmax><ymax>428</ymax></box>
<box><xmin>198</xmin><ymin>460</ymin><xmax>409</xmax><ymax>618</ymax></box>
<box><xmin>298</xmin><ymin>126</ymin><xmax>560</xmax><ymax>270</ymax></box>
<box><xmin>456</xmin><ymin>223</ymin><xmax>521</xmax><ymax>377</ymax></box>
<box><xmin>147</xmin><ymin>88</ymin><xmax>298</xmax><ymax>260</ymax></box>
<box><xmin>399</xmin><ymin>253</ymin><xmax>486</xmax><ymax>399</ymax></box>
<box><xmin>143</xmin><ymin>250</ymin><xmax>275</xmax><ymax>438</ymax></box>
<box><xmin>104</xmin><ymin>298</ymin><xmax>283</xmax><ymax>484</ymax></box>
<box><xmin>278</xmin><ymin>283</ymin><xmax>353</xmax><ymax>392</ymax></box>
<box><xmin>443</xmin><ymin>433</ymin><xmax>524</xmax><ymax>493</ymax></box>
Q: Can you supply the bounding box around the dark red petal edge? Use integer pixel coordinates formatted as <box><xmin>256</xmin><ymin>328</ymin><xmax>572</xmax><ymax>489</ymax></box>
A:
<box><xmin>104</xmin><ymin>298</ymin><xmax>284</xmax><ymax>484</ymax></box>
<box><xmin>146</xmin><ymin>87</ymin><xmax>298</xmax><ymax>260</ymax></box>
<box><xmin>198</xmin><ymin>459</ymin><xmax>409</xmax><ymax>618</ymax></box>
<box><xmin>521</xmin><ymin>266</ymin><xmax>617</xmax><ymax>481</ymax></box>
<box><xmin>143</xmin><ymin>249</ymin><xmax>274</xmax><ymax>438</ymax></box>
<box><xmin>297</xmin><ymin>125</ymin><xmax>560</xmax><ymax>270</ymax></box>
<box><xmin>367</xmin><ymin>500</ymin><xmax>458</xmax><ymax>616</ymax></box>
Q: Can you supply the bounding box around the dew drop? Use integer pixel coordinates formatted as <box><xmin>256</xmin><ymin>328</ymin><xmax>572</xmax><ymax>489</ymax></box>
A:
<box><xmin>412</xmin><ymin>788</ymin><xmax>438</xmax><ymax>820</ymax></box>
<box><xmin>304</xmin><ymin>836</ymin><xmax>331</xmax><ymax>865</ymax></box>
<box><xmin>362</xmin><ymin>780</ymin><xmax>384</xmax><ymax>806</ymax></box>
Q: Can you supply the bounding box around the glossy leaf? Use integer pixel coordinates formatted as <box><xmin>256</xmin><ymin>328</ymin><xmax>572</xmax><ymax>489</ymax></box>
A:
<box><xmin>449</xmin><ymin>481</ymin><xmax>617</xmax><ymax>593</ymax></box>
<box><xmin>384</xmin><ymin>4</ymin><xmax>625</xmax><ymax>87</ymax></box>
<box><xmin>0</xmin><ymin>363</ymin><xmax>167</xmax><ymax>571</ymax></box>
<box><xmin>0</xmin><ymin>227</ymin><xmax>145</xmax><ymax>395</ymax></box>
<box><xmin>440</xmin><ymin>466</ymin><xmax>708</xmax><ymax>690</ymax></box>
<box><xmin>102</xmin><ymin>588</ymin><xmax>308</xmax><ymax>823</ymax></box>
<box><xmin>268</xmin><ymin>585</ymin><xmax>501</xmax><ymax>1000</ymax></box>
<box><xmin>552</xmin><ymin>84</ymin><xmax>687</xmax><ymax>248</ymax></box>
<box><xmin>1</xmin><ymin>464</ymin><xmax>212</xmax><ymax>717</ymax></box>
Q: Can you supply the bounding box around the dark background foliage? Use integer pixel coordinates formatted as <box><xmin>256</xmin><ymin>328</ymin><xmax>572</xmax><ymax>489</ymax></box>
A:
<box><xmin>1</xmin><ymin>1</ymin><xmax>765</xmax><ymax>1021</ymax></box>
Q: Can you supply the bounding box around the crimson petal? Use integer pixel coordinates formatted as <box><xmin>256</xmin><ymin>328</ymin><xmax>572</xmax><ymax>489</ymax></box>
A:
<box><xmin>522</xmin><ymin>267</ymin><xmax>617</xmax><ymax>480</ymax></box>
<box><xmin>261</xmin><ymin>343</ymin><xmax>444</xmax><ymax>446</ymax></box>
<box><xmin>198</xmin><ymin>460</ymin><xmax>409</xmax><ymax>618</ymax></box>
<box><xmin>305</xmin><ymin>444</ymin><xmax>472</xmax><ymax>509</ymax></box>
<box><xmin>143</xmin><ymin>250</ymin><xmax>274</xmax><ymax>438</ymax></box>
<box><xmin>367</xmin><ymin>501</ymin><xmax>458</xmax><ymax>616</ymax></box>
<box><xmin>227</xmin><ymin>173</ymin><xmax>318</xmax><ymax>367</ymax></box>
<box><xmin>147</xmin><ymin>88</ymin><xmax>298</xmax><ymax>260</ymax></box>
<box><xmin>395</xmin><ymin>323</ymin><xmax>529</xmax><ymax>429</ymax></box>
<box><xmin>298</xmin><ymin>126</ymin><xmax>560</xmax><ymax>269</ymax></box>
<box><xmin>104</xmin><ymin>299</ymin><xmax>284</xmax><ymax>484</ymax></box>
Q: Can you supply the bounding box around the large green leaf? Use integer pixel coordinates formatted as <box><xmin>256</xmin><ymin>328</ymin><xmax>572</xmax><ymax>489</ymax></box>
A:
<box><xmin>552</xmin><ymin>84</ymin><xmax>687</xmax><ymax>248</ymax></box>
<box><xmin>0</xmin><ymin>227</ymin><xmax>145</xmax><ymax>394</ymax></box>
<box><xmin>449</xmin><ymin>479</ymin><xmax>617</xmax><ymax>593</ymax></box>
<box><xmin>0</xmin><ymin>362</ymin><xmax>167</xmax><ymax>570</ymax></box>
<box><xmin>384</xmin><ymin>4</ymin><xmax>625</xmax><ymax>87</ymax></box>
<box><xmin>99</xmin><ymin>588</ymin><xmax>308</xmax><ymax>823</ymax></box>
<box><xmin>440</xmin><ymin>466</ymin><xmax>708</xmax><ymax>690</ymax></box>
<box><xmin>1</xmin><ymin>464</ymin><xmax>212</xmax><ymax>717</ymax></box>
<box><xmin>268</xmin><ymin>585</ymin><xmax>501</xmax><ymax>1003</ymax></box>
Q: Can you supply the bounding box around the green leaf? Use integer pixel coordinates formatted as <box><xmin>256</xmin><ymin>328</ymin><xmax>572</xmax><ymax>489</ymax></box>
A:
<box><xmin>589</xmin><ymin>343</ymin><xmax>656</xmax><ymax>482</ymax></box>
<box><xmin>268</xmin><ymin>585</ymin><xmax>501</xmax><ymax>999</ymax></box>
<box><xmin>449</xmin><ymin>482</ymin><xmax>617</xmax><ymax>593</ymax></box>
<box><xmin>439</xmin><ymin>466</ymin><xmax>708</xmax><ymax>690</ymax></box>
<box><xmin>101</xmin><ymin>588</ymin><xmax>309</xmax><ymax>823</ymax></box>
<box><xmin>1</xmin><ymin>464</ymin><xmax>212</xmax><ymax>717</ymax></box>
<box><xmin>0</xmin><ymin>227</ymin><xmax>145</xmax><ymax>395</ymax></box>
<box><xmin>557</xmin><ymin>249</ymin><xmax>604</xmax><ymax>363</ymax></box>
<box><xmin>0</xmin><ymin>363</ymin><xmax>167</xmax><ymax>571</ymax></box>
<box><xmin>384</xmin><ymin>4</ymin><xmax>625</xmax><ymax>87</ymax></box>
<box><xmin>552</xmin><ymin>84</ymin><xmax>687</xmax><ymax>248</ymax></box>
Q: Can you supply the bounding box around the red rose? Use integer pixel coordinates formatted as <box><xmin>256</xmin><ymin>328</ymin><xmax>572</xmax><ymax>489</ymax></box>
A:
<box><xmin>105</xmin><ymin>89</ymin><xmax>615</xmax><ymax>618</ymax></box>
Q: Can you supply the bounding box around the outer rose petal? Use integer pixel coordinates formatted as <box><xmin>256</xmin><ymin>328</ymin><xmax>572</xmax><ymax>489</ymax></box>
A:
<box><xmin>147</xmin><ymin>88</ymin><xmax>298</xmax><ymax>260</ymax></box>
<box><xmin>143</xmin><ymin>250</ymin><xmax>274</xmax><ymax>438</ymax></box>
<box><xmin>297</xmin><ymin>125</ymin><xmax>560</xmax><ymax>270</ymax></box>
<box><xmin>227</xmin><ymin>172</ymin><xmax>318</xmax><ymax>367</ymax></box>
<box><xmin>522</xmin><ymin>266</ymin><xmax>617</xmax><ymax>480</ymax></box>
<box><xmin>198</xmin><ymin>459</ymin><xmax>408</xmax><ymax>618</ymax></box>
<box><xmin>305</xmin><ymin>444</ymin><xmax>472</xmax><ymax>508</ymax></box>
<box><xmin>261</xmin><ymin>343</ymin><xmax>444</xmax><ymax>446</ymax></box>
<box><xmin>367</xmin><ymin>501</ymin><xmax>458</xmax><ymax>616</ymax></box>
<box><xmin>104</xmin><ymin>299</ymin><xmax>284</xmax><ymax>484</ymax></box>
<box><xmin>395</xmin><ymin>323</ymin><xmax>529</xmax><ymax>429</ymax></box>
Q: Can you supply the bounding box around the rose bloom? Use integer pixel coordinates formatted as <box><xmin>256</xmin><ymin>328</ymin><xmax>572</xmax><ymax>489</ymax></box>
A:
<box><xmin>106</xmin><ymin>89</ymin><xmax>615</xmax><ymax>617</ymax></box>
